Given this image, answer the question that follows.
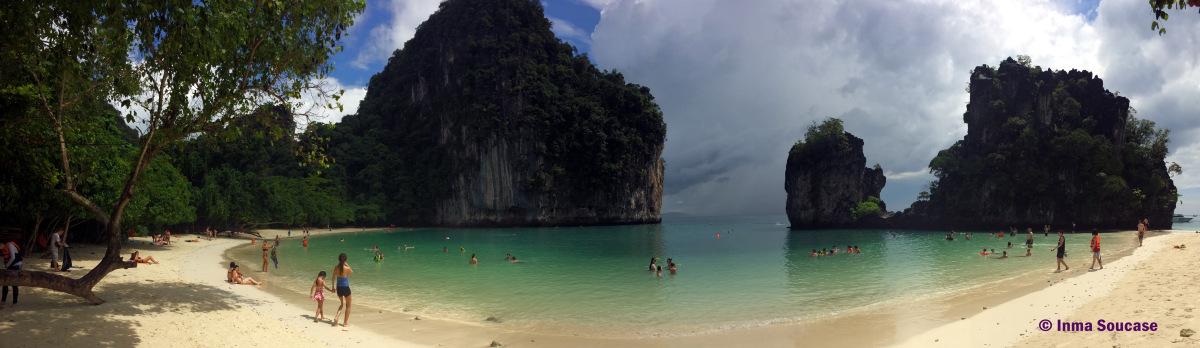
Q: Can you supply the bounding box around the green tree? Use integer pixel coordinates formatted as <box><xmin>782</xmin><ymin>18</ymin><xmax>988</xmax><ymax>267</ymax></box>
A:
<box><xmin>790</xmin><ymin>118</ymin><xmax>850</xmax><ymax>164</ymax></box>
<box><xmin>0</xmin><ymin>0</ymin><xmax>364</xmax><ymax>304</ymax></box>
<box><xmin>851</xmin><ymin>196</ymin><xmax>883</xmax><ymax>221</ymax></box>
<box><xmin>1149</xmin><ymin>0</ymin><xmax>1200</xmax><ymax>34</ymax></box>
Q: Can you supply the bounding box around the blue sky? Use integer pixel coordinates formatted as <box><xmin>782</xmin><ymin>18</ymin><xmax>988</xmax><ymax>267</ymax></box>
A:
<box><xmin>324</xmin><ymin>0</ymin><xmax>603</xmax><ymax>88</ymax></box>
<box><xmin>307</xmin><ymin>0</ymin><xmax>1200</xmax><ymax>217</ymax></box>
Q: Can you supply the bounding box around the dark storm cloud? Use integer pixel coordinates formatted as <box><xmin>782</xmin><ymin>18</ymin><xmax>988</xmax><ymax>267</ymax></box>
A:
<box><xmin>589</xmin><ymin>0</ymin><xmax>1200</xmax><ymax>216</ymax></box>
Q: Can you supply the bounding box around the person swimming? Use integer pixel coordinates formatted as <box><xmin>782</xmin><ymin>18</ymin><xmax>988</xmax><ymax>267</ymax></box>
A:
<box><xmin>1001</xmin><ymin>251</ymin><xmax>1008</xmax><ymax>259</ymax></box>
<box><xmin>648</xmin><ymin>258</ymin><xmax>658</xmax><ymax>271</ymax></box>
<box><xmin>980</xmin><ymin>248</ymin><xmax>988</xmax><ymax>256</ymax></box>
<box><xmin>811</xmin><ymin>249</ymin><xmax>818</xmax><ymax>257</ymax></box>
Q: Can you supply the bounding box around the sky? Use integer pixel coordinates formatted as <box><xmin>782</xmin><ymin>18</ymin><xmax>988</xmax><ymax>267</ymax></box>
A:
<box><xmin>312</xmin><ymin>0</ymin><xmax>1200</xmax><ymax>217</ymax></box>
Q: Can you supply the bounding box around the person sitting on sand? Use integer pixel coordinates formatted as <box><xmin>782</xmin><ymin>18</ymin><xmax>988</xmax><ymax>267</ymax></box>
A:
<box><xmin>129</xmin><ymin>251</ymin><xmax>159</xmax><ymax>264</ymax></box>
<box><xmin>469</xmin><ymin>253</ymin><xmax>478</xmax><ymax>264</ymax></box>
<box><xmin>227</xmin><ymin>263</ymin><xmax>262</xmax><ymax>285</ymax></box>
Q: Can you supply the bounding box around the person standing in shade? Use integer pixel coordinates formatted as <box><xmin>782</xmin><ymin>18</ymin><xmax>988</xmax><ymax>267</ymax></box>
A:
<box><xmin>333</xmin><ymin>253</ymin><xmax>354</xmax><ymax>327</ymax></box>
<box><xmin>1089</xmin><ymin>230</ymin><xmax>1103</xmax><ymax>270</ymax></box>
<box><xmin>1051</xmin><ymin>230</ymin><xmax>1069</xmax><ymax>272</ymax></box>
<box><xmin>2</xmin><ymin>240</ymin><xmax>21</xmax><ymax>309</ymax></box>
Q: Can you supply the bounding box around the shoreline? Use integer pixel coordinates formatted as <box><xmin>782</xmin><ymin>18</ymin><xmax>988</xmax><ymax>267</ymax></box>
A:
<box><xmin>893</xmin><ymin>230</ymin><xmax>1197</xmax><ymax>347</ymax></box>
<box><xmin>229</xmin><ymin>228</ymin><xmax>1170</xmax><ymax>347</ymax></box>
<box><xmin>1</xmin><ymin>228</ymin><xmax>1190</xmax><ymax>347</ymax></box>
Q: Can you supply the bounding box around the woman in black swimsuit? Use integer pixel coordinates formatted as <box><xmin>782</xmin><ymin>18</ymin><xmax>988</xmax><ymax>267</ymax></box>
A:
<box><xmin>1050</xmin><ymin>230</ymin><xmax>1068</xmax><ymax>272</ymax></box>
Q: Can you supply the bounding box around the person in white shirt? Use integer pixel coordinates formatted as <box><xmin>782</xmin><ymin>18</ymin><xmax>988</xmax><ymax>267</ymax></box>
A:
<box><xmin>50</xmin><ymin>230</ymin><xmax>68</xmax><ymax>271</ymax></box>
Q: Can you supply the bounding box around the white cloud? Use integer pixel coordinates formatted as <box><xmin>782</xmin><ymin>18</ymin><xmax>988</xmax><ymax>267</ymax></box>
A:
<box><xmin>293</xmin><ymin>77</ymin><xmax>368</xmax><ymax>128</ymax></box>
<box><xmin>575</xmin><ymin>0</ymin><xmax>618</xmax><ymax>12</ymax></box>
<box><xmin>352</xmin><ymin>0</ymin><xmax>443</xmax><ymax>69</ymax></box>
<box><xmin>549</xmin><ymin>16</ymin><xmax>592</xmax><ymax>46</ymax></box>
<box><xmin>589</xmin><ymin>0</ymin><xmax>1200</xmax><ymax>216</ymax></box>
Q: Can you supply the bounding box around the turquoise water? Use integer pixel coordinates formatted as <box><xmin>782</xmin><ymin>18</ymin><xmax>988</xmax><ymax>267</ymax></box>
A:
<box><xmin>231</xmin><ymin>216</ymin><xmax>1138</xmax><ymax>337</ymax></box>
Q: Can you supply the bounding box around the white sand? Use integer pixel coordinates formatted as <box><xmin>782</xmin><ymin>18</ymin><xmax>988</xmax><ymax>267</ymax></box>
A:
<box><xmin>892</xmin><ymin>231</ymin><xmax>1200</xmax><ymax>348</ymax></box>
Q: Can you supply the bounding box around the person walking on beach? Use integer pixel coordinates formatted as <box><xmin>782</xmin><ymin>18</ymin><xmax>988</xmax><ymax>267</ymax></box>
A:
<box><xmin>1137</xmin><ymin>220</ymin><xmax>1146</xmax><ymax>247</ymax></box>
<box><xmin>2</xmin><ymin>240</ymin><xmax>21</xmax><ymax>309</ymax></box>
<box><xmin>1026</xmin><ymin>228</ymin><xmax>1034</xmax><ymax>249</ymax></box>
<box><xmin>1051</xmin><ymin>230</ymin><xmax>1069</xmax><ymax>272</ymax></box>
<box><xmin>333</xmin><ymin>253</ymin><xmax>353</xmax><ymax>328</ymax></box>
<box><xmin>310</xmin><ymin>271</ymin><xmax>333</xmax><ymax>322</ymax></box>
<box><xmin>1090</xmin><ymin>230</ymin><xmax>1103</xmax><ymax>270</ymax></box>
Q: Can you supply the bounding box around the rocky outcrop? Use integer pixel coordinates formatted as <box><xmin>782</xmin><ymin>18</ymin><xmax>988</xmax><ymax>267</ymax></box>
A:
<box><xmin>785</xmin><ymin>130</ymin><xmax>886</xmax><ymax>229</ymax></box>
<box><xmin>344</xmin><ymin>0</ymin><xmax>665</xmax><ymax>227</ymax></box>
<box><xmin>892</xmin><ymin>58</ymin><xmax>1176</xmax><ymax>230</ymax></box>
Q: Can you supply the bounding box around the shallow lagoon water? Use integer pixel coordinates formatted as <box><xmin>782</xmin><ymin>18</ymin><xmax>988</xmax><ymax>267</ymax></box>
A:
<box><xmin>231</xmin><ymin>216</ymin><xmax>1138</xmax><ymax>337</ymax></box>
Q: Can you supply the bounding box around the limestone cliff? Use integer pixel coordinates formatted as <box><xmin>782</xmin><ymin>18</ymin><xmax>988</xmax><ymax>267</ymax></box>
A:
<box><xmin>336</xmin><ymin>0</ymin><xmax>665</xmax><ymax>226</ymax></box>
<box><xmin>785</xmin><ymin>119</ymin><xmax>886</xmax><ymax>229</ymax></box>
<box><xmin>893</xmin><ymin>58</ymin><xmax>1177</xmax><ymax>230</ymax></box>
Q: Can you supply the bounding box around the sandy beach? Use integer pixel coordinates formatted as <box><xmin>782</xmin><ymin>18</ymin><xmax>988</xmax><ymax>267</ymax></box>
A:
<box><xmin>2</xmin><ymin>228</ymin><xmax>1197</xmax><ymax>347</ymax></box>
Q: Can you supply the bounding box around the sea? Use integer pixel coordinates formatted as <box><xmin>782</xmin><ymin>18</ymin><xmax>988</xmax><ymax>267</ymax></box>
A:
<box><xmin>229</xmin><ymin>215</ymin><xmax>1143</xmax><ymax>338</ymax></box>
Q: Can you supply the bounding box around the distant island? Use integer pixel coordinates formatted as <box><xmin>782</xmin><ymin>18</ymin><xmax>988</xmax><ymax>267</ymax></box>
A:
<box><xmin>784</xmin><ymin>118</ymin><xmax>887</xmax><ymax>229</ymax></box>
<box><xmin>786</xmin><ymin>58</ymin><xmax>1179</xmax><ymax>231</ymax></box>
<box><xmin>891</xmin><ymin>57</ymin><xmax>1179</xmax><ymax>230</ymax></box>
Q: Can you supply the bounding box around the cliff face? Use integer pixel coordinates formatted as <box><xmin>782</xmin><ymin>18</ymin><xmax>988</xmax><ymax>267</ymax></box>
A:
<box><xmin>785</xmin><ymin>129</ymin><xmax>886</xmax><ymax>229</ymax></box>
<box><xmin>894</xmin><ymin>58</ymin><xmax>1176</xmax><ymax>230</ymax></box>
<box><xmin>344</xmin><ymin>0</ymin><xmax>665</xmax><ymax>226</ymax></box>
<box><xmin>433</xmin><ymin>134</ymin><xmax>664</xmax><ymax>226</ymax></box>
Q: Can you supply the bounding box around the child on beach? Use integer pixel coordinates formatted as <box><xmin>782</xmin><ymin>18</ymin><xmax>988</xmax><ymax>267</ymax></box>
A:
<box><xmin>311</xmin><ymin>271</ymin><xmax>334</xmax><ymax>322</ymax></box>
